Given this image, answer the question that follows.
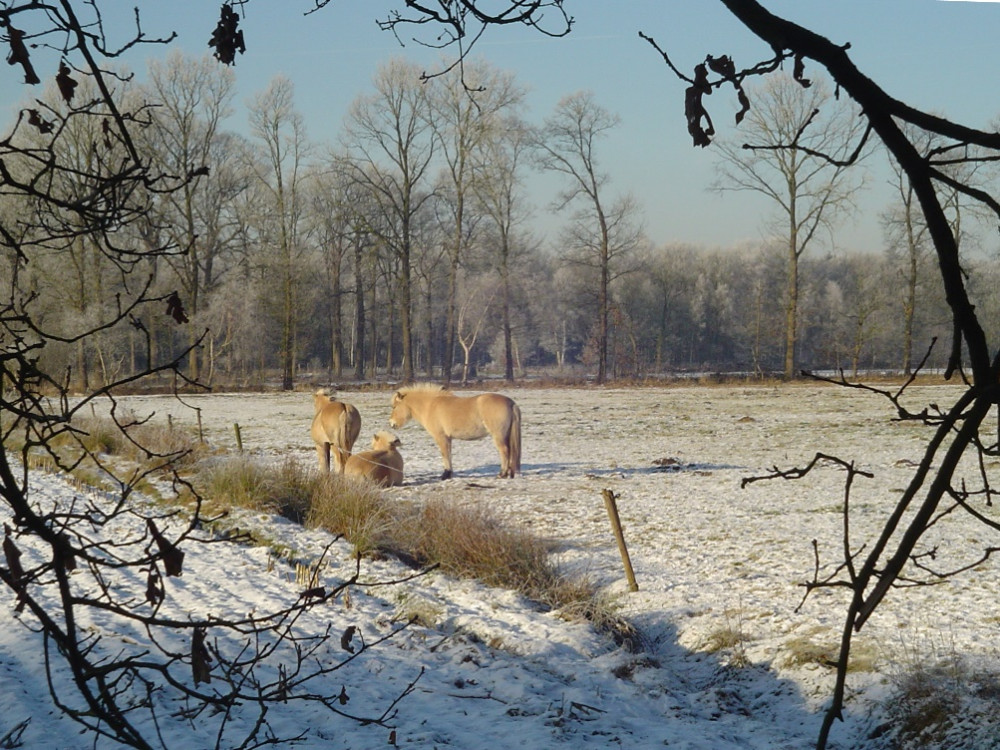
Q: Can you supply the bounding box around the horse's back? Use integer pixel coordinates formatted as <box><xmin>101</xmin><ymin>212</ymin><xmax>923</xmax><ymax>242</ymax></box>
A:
<box><xmin>312</xmin><ymin>399</ymin><xmax>361</xmax><ymax>445</ymax></box>
<box><xmin>475</xmin><ymin>392</ymin><xmax>517</xmax><ymax>429</ymax></box>
<box><xmin>345</xmin><ymin>447</ymin><xmax>404</xmax><ymax>487</ymax></box>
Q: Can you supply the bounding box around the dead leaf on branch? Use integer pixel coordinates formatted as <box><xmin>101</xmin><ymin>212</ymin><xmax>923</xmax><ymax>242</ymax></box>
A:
<box><xmin>56</xmin><ymin>61</ymin><xmax>77</xmax><ymax>103</ymax></box>
<box><xmin>735</xmin><ymin>87</ymin><xmax>751</xmax><ymax>125</ymax></box>
<box><xmin>3</xmin><ymin>524</ymin><xmax>27</xmax><ymax>611</ymax></box>
<box><xmin>300</xmin><ymin>585</ymin><xmax>326</xmax><ymax>601</ymax></box>
<box><xmin>147</xmin><ymin>519</ymin><xmax>185</xmax><ymax>577</ymax></box>
<box><xmin>55</xmin><ymin>533</ymin><xmax>76</xmax><ymax>572</ymax></box>
<box><xmin>5</xmin><ymin>24</ymin><xmax>40</xmax><ymax>85</ymax></box>
<box><xmin>276</xmin><ymin>664</ymin><xmax>290</xmax><ymax>701</ymax></box>
<box><xmin>340</xmin><ymin>625</ymin><xmax>357</xmax><ymax>653</ymax></box>
<box><xmin>145</xmin><ymin>569</ymin><xmax>164</xmax><ymax>607</ymax></box>
<box><xmin>793</xmin><ymin>54</ymin><xmax>812</xmax><ymax>88</ymax></box>
<box><xmin>101</xmin><ymin>118</ymin><xmax>113</xmax><ymax>150</ymax></box>
<box><xmin>191</xmin><ymin>627</ymin><xmax>212</xmax><ymax>685</ymax></box>
<box><xmin>166</xmin><ymin>291</ymin><xmax>189</xmax><ymax>324</ymax></box>
<box><xmin>208</xmin><ymin>4</ymin><xmax>246</xmax><ymax>66</ymax></box>
<box><xmin>706</xmin><ymin>54</ymin><xmax>751</xmax><ymax>126</ymax></box>
<box><xmin>685</xmin><ymin>63</ymin><xmax>714</xmax><ymax>148</ymax></box>
<box><xmin>26</xmin><ymin>109</ymin><xmax>53</xmax><ymax>134</ymax></box>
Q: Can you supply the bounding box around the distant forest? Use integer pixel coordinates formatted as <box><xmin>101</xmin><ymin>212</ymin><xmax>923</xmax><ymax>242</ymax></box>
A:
<box><xmin>4</xmin><ymin>51</ymin><xmax>996</xmax><ymax>390</ymax></box>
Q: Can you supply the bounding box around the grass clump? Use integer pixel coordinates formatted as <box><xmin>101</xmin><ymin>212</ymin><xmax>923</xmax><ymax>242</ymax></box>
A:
<box><xmin>386</xmin><ymin>499</ymin><xmax>632</xmax><ymax>644</ymax></box>
<box><xmin>56</xmin><ymin>412</ymin><xmax>205</xmax><ymax>471</ymax></box>
<box><xmin>306</xmin><ymin>474</ymin><xmax>395</xmax><ymax>555</ymax></box>
<box><xmin>396</xmin><ymin>500</ymin><xmax>554</xmax><ymax>591</ymax></box>
<box><xmin>22</xmin><ymin>413</ymin><xmax>205</xmax><ymax>500</ymax></box>
<box><xmin>198</xmin><ymin>455</ymin><xmax>317</xmax><ymax>519</ymax></box>
<box><xmin>875</xmin><ymin>639</ymin><xmax>1000</xmax><ymax>749</ymax></box>
<box><xmin>192</xmin><ymin>458</ymin><xmax>628</xmax><ymax>643</ymax></box>
<box><xmin>702</xmin><ymin>607</ymin><xmax>751</xmax><ymax>668</ymax></box>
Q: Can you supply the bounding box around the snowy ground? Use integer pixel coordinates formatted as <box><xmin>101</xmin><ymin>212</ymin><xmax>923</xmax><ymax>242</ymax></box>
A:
<box><xmin>3</xmin><ymin>382</ymin><xmax>1000</xmax><ymax>749</ymax></box>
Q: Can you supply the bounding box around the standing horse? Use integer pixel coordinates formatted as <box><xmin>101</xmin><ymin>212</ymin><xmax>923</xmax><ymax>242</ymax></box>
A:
<box><xmin>310</xmin><ymin>389</ymin><xmax>361</xmax><ymax>473</ymax></box>
<box><xmin>345</xmin><ymin>431</ymin><xmax>405</xmax><ymax>487</ymax></box>
<box><xmin>389</xmin><ymin>384</ymin><xmax>521</xmax><ymax>479</ymax></box>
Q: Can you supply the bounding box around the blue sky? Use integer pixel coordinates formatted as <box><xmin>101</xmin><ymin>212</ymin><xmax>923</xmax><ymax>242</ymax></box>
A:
<box><xmin>5</xmin><ymin>1</ymin><xmax>1000</xmax><ymax>253</ymax></box>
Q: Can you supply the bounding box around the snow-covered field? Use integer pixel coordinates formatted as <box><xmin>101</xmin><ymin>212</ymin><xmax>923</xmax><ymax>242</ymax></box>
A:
<box><xmin>3</xmin><ymin>382</ymin><xmax>1000</xmax><ymax>749</ymax></box>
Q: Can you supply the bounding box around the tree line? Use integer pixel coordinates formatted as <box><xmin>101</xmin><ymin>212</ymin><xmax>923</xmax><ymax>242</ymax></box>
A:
<box><xmin>4</xmin><ymin>50</ymin><xmax>998</xmax><ymax>391</ymax></box>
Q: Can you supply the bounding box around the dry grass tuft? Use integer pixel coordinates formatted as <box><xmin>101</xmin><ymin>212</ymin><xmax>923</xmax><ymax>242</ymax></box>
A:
<box><xmin>48</xmin><ymin>412</ymin><xmax>207</xmax><ymax>477</ymax></box>
<box><xmin>875</xmin><ymin>635</ymin><xmax>1000</xmax><ymax>748</ymax></box>
<box><xmin>305</xmin><ymin>474</ymin><xmax>395</xmax><ymax>555</ymax></box>
<box><xmin>152</xmin><ymin>453</ymin><xmax>630</xmax><ymax>642</ymax></box>
<box><xmin>702</xmin><ymin>608</ymin><xmax>751</xmax><ymax>668</ymax></box>
<box><xmin>196</xmin><ymin>455</ymin><xmax>316</xmax><ymax>518</ymax></box>
<box><xmin>396</xmin><ymin>500</ymin><xmax>554</xmax><ymax>590</ymax></box>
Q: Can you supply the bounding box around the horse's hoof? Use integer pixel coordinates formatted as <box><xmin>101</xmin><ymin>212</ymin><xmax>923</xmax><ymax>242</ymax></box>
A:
<box><xmin>440</xmin><ymin>470</ymin><xmax>453</xmax><ymax>480</ymax></box>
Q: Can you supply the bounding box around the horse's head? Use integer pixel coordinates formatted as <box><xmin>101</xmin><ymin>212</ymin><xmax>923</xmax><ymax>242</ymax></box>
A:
<box><xmin>371</xmin><ymin>431</ymin><xmax>401</xmax><ymax>451</ymax></box>
<box><xmin>313</xmin><ymin>389</ymin><xmax>332</xmax><ymax>412</ymax></box>
<box><xmin>389</xmin><ymin>391</ymin><xmax>410</xmax><ymax>428</ymax></box>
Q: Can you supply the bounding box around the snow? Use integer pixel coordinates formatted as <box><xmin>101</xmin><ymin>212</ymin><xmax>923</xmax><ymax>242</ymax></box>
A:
<box><xmin>3</xmin><ymin>383</ymin><xmax>999</xmax><ymax>749</ymax></box>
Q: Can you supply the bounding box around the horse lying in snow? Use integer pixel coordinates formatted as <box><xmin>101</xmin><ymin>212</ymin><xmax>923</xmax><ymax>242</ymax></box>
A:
<box><xmin>389</xmin><ymin>384</ymin><xmax>521</xmax><ymax>480</ymax></box>
<box><xmin>310</xmin><ymin>389</ymin><xmax>361</xmax><ymax>473</ymax></box>
<box><xmin>344</xmin><ymin>431</ymin><xmax>404</xmax><ymax>487</ymax></box>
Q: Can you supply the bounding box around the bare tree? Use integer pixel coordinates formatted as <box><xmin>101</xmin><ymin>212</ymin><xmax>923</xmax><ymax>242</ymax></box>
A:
<box><xmin>246</xmin><ymin>76</ymin><xmax>311</xmax><ymax>391</ymax></box>
<box><xmin>711</xmin><ymin>73</ymin><xmax>868</xmax><ymax>378</ymax></box>
<box><xmin>341</xmin><ymin>59</ymin><xmax>436</xmax><ymax>382</ymax></box>
<box><xmin>882</xmin><ymin>122</ymin><xmax>990</xmax><ymax>376</ymax></box>
<box><xmin>534</xmin><ymin>91</ymin><xmax>644</xmax><ymax>384</ymax></box>
<box><xmin>473</xmin><ymin>113</ymin><xmax>534</xmax><ymax>383</ymax></box>
<box><xmin>426</xmin><ymin>60</ymin><xmax>525</xmax><ymax>384</ymax></box>
<box><xmin>142</xmin><ymin>51</ymin><xmax>239</xmax><ymax>381</ymax></box>
<box><xmin>410</xmin><ymin>197</ymin><xmax>449</xmax><ymax>376</ymax></box>
<box><xmin>307</xmin><ymin>168</ymin><xmax>356</xmax><ymax>378</ymax></box>
<box><xmin>882</xmin><ymin>154</ymin><xmax>932</xmax><ymax>376</ymax></box>
<box><xmin>456</xmin><ymin>275</ymin><xmax>496</xmax><ymax>384</ymax></box>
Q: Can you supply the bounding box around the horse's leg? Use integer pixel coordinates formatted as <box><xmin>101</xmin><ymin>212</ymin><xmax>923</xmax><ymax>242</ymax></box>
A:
<box><xmin>332</xmin><ymin>445</ymin><xmax>348</xmax><ymax>474</ymax></box>
<box><xmin>490</xmin><ymin>429</ymin><xmax>512</xmax><ymax>478</ymax></box>
<box><xmin>434</xmin><ymin>433</ymin><xmax>453</xmax><ymax>480</ymax></box>
<box><xmin>316</xmin><ymin>443</ymin><xmax>330</xmax><ymax>473</ymax></box>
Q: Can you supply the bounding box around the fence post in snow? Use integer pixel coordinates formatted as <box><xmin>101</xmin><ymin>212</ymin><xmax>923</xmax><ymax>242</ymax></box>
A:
<box><xmin>602</xmin><ymin>488</ymin><xmax>638</xmax><ymax>592</ymax></box>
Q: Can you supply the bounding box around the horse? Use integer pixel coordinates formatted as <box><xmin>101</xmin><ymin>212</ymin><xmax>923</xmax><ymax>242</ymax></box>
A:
<box><xmin>389</xmin><ymin>384</ymin><xmax>521</xmax><ymax>480</ymax></box>
<box><xmin>310</xmin><ymin>389</ymin><xmax>361</xmax><ymax>474</ymax></box>
<box><xmin>344</xmin><ymin>431</ymin><xmax>404</xmax><ymax>487</ymax></box>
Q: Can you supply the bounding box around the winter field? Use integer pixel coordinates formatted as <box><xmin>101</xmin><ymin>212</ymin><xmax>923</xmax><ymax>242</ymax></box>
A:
<box><xmin>3</xmin><ymin>382</ymin><xmax>1000</xmax><ymax>749</ymax></box>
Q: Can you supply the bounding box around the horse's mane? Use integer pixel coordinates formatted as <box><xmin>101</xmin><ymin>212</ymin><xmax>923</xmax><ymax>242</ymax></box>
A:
<box><xmin>397</xmin><ymin>383</ymin><xmax>450</xmax><ymax>396</ymax></box>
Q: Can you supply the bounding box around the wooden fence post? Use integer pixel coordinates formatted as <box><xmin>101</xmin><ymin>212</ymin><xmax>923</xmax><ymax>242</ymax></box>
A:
<box><xmin>602</xmin><ymin>488</ymin><xmax>638</xmax><ymax>592</ymax></box>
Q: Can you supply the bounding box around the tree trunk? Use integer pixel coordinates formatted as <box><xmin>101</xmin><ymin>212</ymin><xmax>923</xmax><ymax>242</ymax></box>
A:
<box><xmin>784</xmin><ymin>216</ymin><xmax>799</xmax><ymax>378</ymax></box>
<box><xmin>399</xmin><ymin>235</ymin><xmax>414</xmax><ymax>382</ymax></box>
<box><xmin>353</xmin><ymin>237</ymin><xmax>367</xmax><ymax>380</ymax></box>
<box><xmin>598</xmin><ymin>229</ymin><xmax>611</xmax><ymax>384</ymax></box>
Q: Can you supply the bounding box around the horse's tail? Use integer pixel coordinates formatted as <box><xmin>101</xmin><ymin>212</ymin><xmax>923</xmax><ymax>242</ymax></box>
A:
<box><xmin>333</xmin><ymin>409</ymin><xmax>354</xmax><ymax>472</ymax></box>
<box><xmin>509</xmin><ymin>402</ymin><xmax>521</xmax><ymax>475</ymax></box>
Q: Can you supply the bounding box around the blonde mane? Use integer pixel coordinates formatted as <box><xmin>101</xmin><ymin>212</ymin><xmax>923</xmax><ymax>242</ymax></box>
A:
<box><xmin>396</xmin><ymin>383</ymin><xmax>450</xmax><ymax>396</ymax></box>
